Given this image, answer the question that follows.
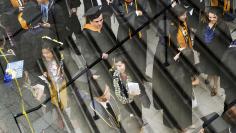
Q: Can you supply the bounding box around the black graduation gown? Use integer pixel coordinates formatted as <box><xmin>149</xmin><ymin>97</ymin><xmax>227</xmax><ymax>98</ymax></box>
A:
<box><xmin>152</xmin><ymin>20</ymin><xmax>193</xmax><ymax>130</ymax></box>
<box><xmin>152</xmin><ymin>46</ymin><xmax>193</xmax><ymax>129</ymax></box>
<box><xmin>114</xmin><ymin>0</ymin><xmax>149</xmax><ymax>77</ymax></box>
<box><xmin>193</xmin><ymin>21</ymin><xmax>232</xmax><ymax>75</ymax></box>
<box><xmin>78</xmin><ymin>24</ymin><xmax>117</xmax><ymax>88</ymax></box>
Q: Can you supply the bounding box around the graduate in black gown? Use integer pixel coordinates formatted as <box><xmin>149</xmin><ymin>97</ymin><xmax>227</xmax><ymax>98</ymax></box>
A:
<box><xmin>78</xmin><ymin>6</ymin><xmax>117</xmax><ymax>77</ymax></box>
<box><xmin>113</xmin><ymin>0</ymin><xmax>150</xmax><ymax>81</ymax></box>
<box><xmin>152</xmin><ymin>5</ymin><xmax>196</xmax><ymax>132</ymax></box>
<box><xmin>90</xmin><ymin>77</ymin><xmax>122</xmax><ymax>131</ymax></box>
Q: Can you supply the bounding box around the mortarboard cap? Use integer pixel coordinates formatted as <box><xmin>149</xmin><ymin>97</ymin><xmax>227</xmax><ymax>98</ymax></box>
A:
<box><xmin>41</xmin><ymin>36</ymin><xmax>63</xmax><ymax>50</ymax></box>
<box><xmin>172</xmin><ymin>4</ymin><xmax>187</xmax><ymax>17</ymax></box>
<box><xmin>84</xmin><ymin>6</ymin><xmax>102</xmax><ymax>21</ymax></box>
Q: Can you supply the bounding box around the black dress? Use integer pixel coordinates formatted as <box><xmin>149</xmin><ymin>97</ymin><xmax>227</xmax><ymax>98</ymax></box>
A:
<box><xmin>193</xmin><ymin>20</ymin><xmax>232</xmax><ymax>75</ymax></box>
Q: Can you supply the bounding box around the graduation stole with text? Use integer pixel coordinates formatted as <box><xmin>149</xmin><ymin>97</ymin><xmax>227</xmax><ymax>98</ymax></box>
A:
<box><xmin>177</xmin><ymin>22</ymin><xmax>192</xmax><ymax>48</ymax></box>
<box><xmin>124</xmin><ymin>0</ymin><xmax>142</xmax><ymax>39</ymax></box>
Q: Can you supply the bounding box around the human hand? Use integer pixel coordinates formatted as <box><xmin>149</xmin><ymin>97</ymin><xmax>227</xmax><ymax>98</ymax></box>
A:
<box><xmin>92</xmin><ymin>75</ymin><xmax>100</xmax><ymax>79</ymax></box>
<box><xmin>102</xmin><ymin>53</ymin><xmax>109</xmax><ymax>60</ymax></box>
<box><xmin>71</xmin><ymin>8</ymin><xmax>77</xmax><ymax>13</ymax></box>
<box><xmin>136</xmin><ymin>10</ymin><xmax>143</xmax><ymax>16</ymax></box>
<box><xmin>40</xmin><ymin>23</ymin><xmax>51</xmax><ymax>28</ymax></box>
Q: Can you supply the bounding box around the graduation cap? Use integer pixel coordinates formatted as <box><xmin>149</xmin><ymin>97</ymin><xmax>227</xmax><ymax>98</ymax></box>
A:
<box><xmin>41</xmin><ymin>36</ymin><xmax>63</xmax><ymax>50</ymax></box>
<box><xmin>22</xmin><ymin>1</ymin><xmax>41</xmax><ymax>25</ymax></box>
<box><xmin>172</xmin><ymin>4</ymin><xmax>187</xmax><ymax>17</ymax></box>
<box><xmin>84</xmin><ymin>6</ymin><xmax>102</xmax><ymax>21</ymax></box>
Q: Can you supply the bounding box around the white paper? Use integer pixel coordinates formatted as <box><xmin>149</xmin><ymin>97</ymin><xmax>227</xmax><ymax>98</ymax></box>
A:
<box><xmin>6</xmin><ymin>60</ymin><xmax>24</xmax><ymax>79</ymax></box>
<box><xmin>128</xmin><ymin>82</ymin><xmax>140</xmax><ymax>95</ymax></box>
<box><xmin>32</xmin><ymin>84</ymin><xmax>45</xmax><ymax>101</ymax></box>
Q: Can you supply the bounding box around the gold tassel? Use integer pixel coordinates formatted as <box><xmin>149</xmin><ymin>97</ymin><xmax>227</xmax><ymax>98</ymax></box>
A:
<box><xmin>138</xmin><ymin>32</ymin><xmax>142</xmax><ymax>38</ymax></box>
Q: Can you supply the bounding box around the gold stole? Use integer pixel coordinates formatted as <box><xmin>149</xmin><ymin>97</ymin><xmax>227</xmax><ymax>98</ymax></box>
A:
<box><xmin>177</xmin><ymin>22</ymin><xmax>192</xmax><ymax>48</ymax></box>
<box><xmin>124</xmin><ymin>0</ymin><xmax>142</xmax><ymax>39</ymax></box>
